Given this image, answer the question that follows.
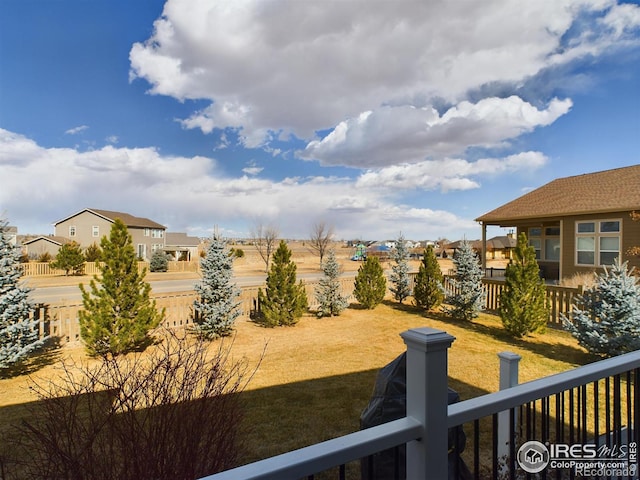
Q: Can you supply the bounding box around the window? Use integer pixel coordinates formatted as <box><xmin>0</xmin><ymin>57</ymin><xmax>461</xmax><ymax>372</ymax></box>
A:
<box><xmin>151</xmin><ymin>229</ymin><xmax>164</xmax><ymax>238</ymax></box>
<box><xmin>528</xmin><ymin>228</ymin><xmax>541</xmax><ymax>260</ymax></box>
<box><xmin>137</xmin><ymin>244</ymin><xmax>146</xmax><ymax>259</ymax></box>
<box><xmin>576</xmin><ymin>220</ymin><xmax>620</xmax><ymax>266</ymax></box>
<box><xmin>144</xmin><ymin>228</ymin><xmax>150</xmax><ymax>237</ymax></box>
<box><xmin>544</xmin><ymin>227</ymin><xmax>560</xmax><ymax>261</ymax></box>
<box><xmin>69</xmin><ymin>226</ymin><xmax>76</xmax><ymax>237</ymax></box>
<box><xmin>92</xmin><ymin>226</ymin><xmax>99</xmax><ymax>237</ymax></box>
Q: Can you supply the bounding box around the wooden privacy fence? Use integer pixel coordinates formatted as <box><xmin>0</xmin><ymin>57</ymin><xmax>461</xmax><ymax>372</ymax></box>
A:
<box><xmin>443</xmin><ymin>276</ymin><xmax>583</xmax><ymax>326</ymax></box>
<box><xmin>21</xmin><ymin>261</ymin><xmax>200</xmax><ymax>277</ymax></box>
<box><xmin>31</xmin><ymin>275</ymin><xmax>583</xmax><ymax>344</ymax></box>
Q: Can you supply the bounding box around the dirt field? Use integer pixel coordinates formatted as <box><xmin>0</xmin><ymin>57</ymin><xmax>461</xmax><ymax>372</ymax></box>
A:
<box><xmin>26</xmin><ymin>240</ymin><xmax>503</xmax><ymax>289</ymax></box>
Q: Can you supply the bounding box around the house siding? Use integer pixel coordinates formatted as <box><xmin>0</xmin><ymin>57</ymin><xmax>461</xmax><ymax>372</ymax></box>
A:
<box><xmin>24</xmin><ymin>238</ymin><xmax>62</xmax><ymax>259</ymax></box>
<box><xmin>55</xmin><ymin>212</ymin><xmax>113</xmax><ymax>248</ymax></box>
<box><xmin>513</xmin><ymin>211</ymin><xmax>639</xmax><ymax>282</ymax></box>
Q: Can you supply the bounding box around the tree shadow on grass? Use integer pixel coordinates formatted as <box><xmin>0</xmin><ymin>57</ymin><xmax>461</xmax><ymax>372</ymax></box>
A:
<box><xmin>0</xmin><ymin>336</ymin><xmax>63</xmax><ymax>379</ymax></box>
<box><xmin>375</xmin><ymin>299</ymin><xmax>596</xmax><ymax>369</ymax></box>
<box><xmin>422</xmin><ymin>309</ymin><xmax>598</xmax><ymax>366</ymax></box>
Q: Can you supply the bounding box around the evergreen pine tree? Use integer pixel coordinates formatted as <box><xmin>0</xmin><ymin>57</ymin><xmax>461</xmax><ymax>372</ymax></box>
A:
<box><xmin>149</xmin><ymin>250</ymin><xmax>169</xmax><ymax>272</ymax></box>
<box><xmin>413</xmin><ymin>245</ymin><xmax>444</xmax><ymax>311</ymax></box>
<box><xmin>0</xmin><ymin>219</ymin><xmax>44</xmax><ymax>369</ymax></box>
<box><xmin>79</xmin><ymin>219</ymin><xmax>162</xmax><ymax>356</ymax></box>
<box><xmin>563</xmin><ymin>258</ymin><xmax>640</xmax><ymax>357</ymax></box>
<box><xmin>445</xmin><ymin>240</ymin><xmax>485</xmax><ymax>321</ymax></box>
<box><xmin>314</xmin><ymin>249</ymin><xmax>349</xmax><ymax>317</ymax></box>
<box><xmin>389</xmin><ymin>235</ymin><xmax>412</xmax><ymax>304</ymax></box>
<box><xmin>50</xmin><ymin>241</ymin><xmax>85</xmax><ymax>275</ymax></box>
<box><xmin>192</xmin><ymin>236</ymin><xmax>241</xmax><ymax>338</ymax></box>
<box><xmin>500</xmin><ymin>233</ymin><xmax>548</xmax><ymax>337</ymax></box>
<box><xmin>84</xmin><ymin>242</ymin><xmax>102</xmax><ymax>262</ymax></box>
<box><xmin>353</xmin><ymin>256</ymin><xmax>387</xmax><ymax>309</ymax></box>
<box><xmin>254</xmin><ymin>240</ymin><xmax>308</xmax><ymax>327</ymax></box>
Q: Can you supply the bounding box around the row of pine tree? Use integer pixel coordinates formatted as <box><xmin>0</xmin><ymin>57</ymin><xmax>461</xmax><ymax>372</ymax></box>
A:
<box><xmin>2</xmin><ymin>219</ymin><xmax>640</xmax><ymax>370</ymax></box>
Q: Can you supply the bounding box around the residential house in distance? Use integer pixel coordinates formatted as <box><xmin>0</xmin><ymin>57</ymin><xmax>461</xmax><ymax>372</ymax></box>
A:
<box><xmin>476</xmin><ymin>165</ymin><xmax>640</xmax><ymax>282</ymax></box>
<box><xmin>22</xmin><ymin>235</ymin><xmax>69</xmax><ymax>260</ymax></box>
<box><xmin>164</xmin><ymin>232</ymin><xmax>201</xmax><ymax>261</ymax></box>
<box><xmin>54</xmin><ymin>208</ymin><xmax>167</xmax><ymax>260</ymax></box>
<box><xmin>5</xmin><ymin>225</ymin><xmax>18</xmax><ymax>246</ymax></box>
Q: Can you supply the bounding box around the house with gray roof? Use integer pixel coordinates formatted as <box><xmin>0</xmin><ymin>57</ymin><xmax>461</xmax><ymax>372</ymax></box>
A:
<box><xmin>54</xmin><ymin>208</ymin><xmax>166</xmax><ymax>260</ymax></box>
<box><xmin>476</xmin><ymin>165</ymin><xmax>640</xmax><ymax>282</ymax></box>
<box><xmin>164</xmin><ymin>232</ymin><xmax>201</xmax><ymax>261</ymax></box>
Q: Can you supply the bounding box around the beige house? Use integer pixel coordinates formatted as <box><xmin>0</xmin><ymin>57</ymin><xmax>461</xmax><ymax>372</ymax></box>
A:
<box><xmin>22</xmin><ymin>235</ymin><xmax>69</xmax><ymax>260</ymax></box>
<box><xmin>476</xmin><ymin>165</ymin><xmax>640</xmax><ymax>282</ymax></box>
<box><xmin>164</xmin><ymin>232</ymin><xmax>201</xmax><ymax>261</ymax></box>
<box><xmin>54</xmin><ymin>208</ymin><xmax>166</xmax><ymax>260</ymax></box>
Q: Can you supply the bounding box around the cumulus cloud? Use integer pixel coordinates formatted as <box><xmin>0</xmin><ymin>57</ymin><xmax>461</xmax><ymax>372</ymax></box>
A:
<box><xmin>129</xmin><ymin>0</ymin><xmax>638</xmax><ymax>160</ymax></box>
<box><xmin>1</xmin><ymin>128</ymin><xmax>497</xmax><ymax>240</ymax></box>
<box><xmin>299</xmin><ymin>98</ymin><xmax>570</xmax><ymax>167</ymax></box>
<box><xmin>355</xmin><ymin>152</ymin><xmax>548</xmax><ymax>191</ymax></box>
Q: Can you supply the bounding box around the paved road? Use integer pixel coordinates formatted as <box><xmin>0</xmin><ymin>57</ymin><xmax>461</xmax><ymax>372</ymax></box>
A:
<box><xmin>28</xmin><ymin>271</ymin><xmax>357</xmax><ymax>304</ymax></box>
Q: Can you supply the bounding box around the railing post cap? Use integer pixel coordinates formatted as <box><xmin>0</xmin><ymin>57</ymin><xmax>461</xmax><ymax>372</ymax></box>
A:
<box><xmin>498</xmin><ymin>351</ymin><xmax>522</xmax><ymax>361</ymax></box>
<box><xmin>400</xmin><ymin>327</ymin><xmax>455</xmax><ymax>351</ymax></box>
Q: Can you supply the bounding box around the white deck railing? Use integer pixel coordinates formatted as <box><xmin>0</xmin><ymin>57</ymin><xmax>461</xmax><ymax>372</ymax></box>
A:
<box><xmin>201</xmin><ymin>328</ymin><xmax>640</xmax><ymax>480</ymax></box>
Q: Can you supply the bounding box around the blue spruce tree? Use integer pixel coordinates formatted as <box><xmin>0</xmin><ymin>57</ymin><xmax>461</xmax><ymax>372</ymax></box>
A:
<box><xmin>192</xmin><ymin>236</ymin><xmax>241</xmax><ymax>339</ymax></box>
<box><xmin>314</xmin><ymin>249</ymin><xmax>349</xmax><ymax>317</ymax></box>
<box><xmin>389</xmin><ymin>234</ymin><xmax>412</xmax><ymax>304</ymax></box>
<box><xmin>563</xmin><ymin>258</ymin><xmax>640</xmax><ymax>357</ymax></box>
<box><xmin>0</xmin><ymin>219</ymin><xmax>44</xmax><ymax>368</ymax></box>
<box><xmin>445</xmin><ymin>240</ymin><xmax>485</xmax><ymax>321</ymax></box>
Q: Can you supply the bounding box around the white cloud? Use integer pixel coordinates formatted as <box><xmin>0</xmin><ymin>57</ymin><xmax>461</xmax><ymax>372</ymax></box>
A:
<box><xmin>129</xmin><ymin>0</ymin><xmax>635</xmax><ymax>159</ymax></box>
<box><xmin>106</xmin><ymin>135</ymin><xmax>119</xmax><ymax>144</ymax></box>
<box><xmin>300</xmin><ymin>98</ymin><xmax>570</xmax><ymax>167</ymax></box>
<box><xmin>65</xmin><ymin>125</ymin><xmax>89</xmax><ymax>135</ymax></box>
<box><xmin>1</xmin><ymin>128</ymin><xmax>486</xmax><ymax>240</ymax></box>
<box><xmin>355</xmin><ymin>152</ymin><xmax>548</xmax><ymax>191</ymax></box>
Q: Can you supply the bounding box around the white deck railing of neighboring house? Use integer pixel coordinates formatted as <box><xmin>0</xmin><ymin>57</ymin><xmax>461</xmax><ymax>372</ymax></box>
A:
<box><xmin>200</xmin><ymin>327</ymin><xmax>640</xmax><ymax>480</ymax></box>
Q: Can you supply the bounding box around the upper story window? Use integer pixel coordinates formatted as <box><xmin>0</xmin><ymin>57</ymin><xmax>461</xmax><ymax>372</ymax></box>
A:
<box><xmin>151</xmin><ymin>229</ymin><xmax>164</xmax><ymax>238</ymax></box>
<box><xmin>69</xmin><ymin>226</ymin><xmax>76</xmax><ymax>237</ymax></box>
<box><xmin>144</xmin><ymin>228</ymin><xmax>150</xmax><ymax>237</ymax></box>
<box><xmin>576</xmin><ymin>219</ymin><xmax>620</xmax><ymax>266</ymax></box>
<box><xmin>92</xmin><ymin>226</ymin><xmax>99</xmax><ymax>237</ymax></box>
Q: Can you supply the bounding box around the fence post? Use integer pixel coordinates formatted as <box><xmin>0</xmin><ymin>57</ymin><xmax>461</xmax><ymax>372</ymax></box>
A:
<box><xmin>497</xmin><ymin>351</ymin><xmax>521</xmax><ymax>472</ymax></box>
<box><xmin>400</xmin><ymin>327</ymin><xmax>455</xmax><ymax>479</ymax></box>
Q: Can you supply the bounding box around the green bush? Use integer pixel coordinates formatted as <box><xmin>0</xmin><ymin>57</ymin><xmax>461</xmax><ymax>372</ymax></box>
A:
<box><xmin>353</xmin><ymin>256</ymin><xmax>387</xmax><ymax>309</ymax></box>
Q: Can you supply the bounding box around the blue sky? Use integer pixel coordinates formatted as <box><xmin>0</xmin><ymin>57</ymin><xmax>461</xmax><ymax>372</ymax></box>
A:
<box><xmin>1</xmin><ymin>0</ymin><xmax>639</xmax><ymax>241</ymax></box>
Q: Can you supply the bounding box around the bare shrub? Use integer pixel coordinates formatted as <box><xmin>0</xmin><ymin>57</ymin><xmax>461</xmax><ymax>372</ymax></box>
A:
<box><xmin>559</xmin><ymin>271</ymin><xmax>597</xmax><ymax>289</ymax></box>
<box><xmin>14</xmin><ymin>329</ymin><xmax>257</xmax><ymax>480</ymax></box>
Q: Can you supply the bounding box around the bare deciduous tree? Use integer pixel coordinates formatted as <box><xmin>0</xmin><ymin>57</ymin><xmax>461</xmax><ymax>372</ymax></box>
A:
<box><xmin>308</xmin><ymin>221</ymin><xmax>335</xmax><ymax>267</ymax></box>
<box><xmin>250</xmin><ymin>221</ymin><xmax>279</xmax><ymax>272</ymax></box>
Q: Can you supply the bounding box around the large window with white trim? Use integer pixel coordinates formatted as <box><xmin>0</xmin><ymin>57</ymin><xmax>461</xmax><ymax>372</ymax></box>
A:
<box><xmin>575</xmin><ymin>219</ymin><xmax>620</xmax><ymax>266</ymax></box>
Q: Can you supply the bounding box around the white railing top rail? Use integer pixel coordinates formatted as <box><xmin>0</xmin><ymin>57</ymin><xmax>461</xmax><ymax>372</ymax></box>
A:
<box><xmin>448</xmin><ymin>348</ymin><xmax>640</xmax><ymax>428</ymax></box>
<box><xmin>201</xmin><ymin>417</ymin><xmax>422</xmax><ymax>480</ymax></box>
